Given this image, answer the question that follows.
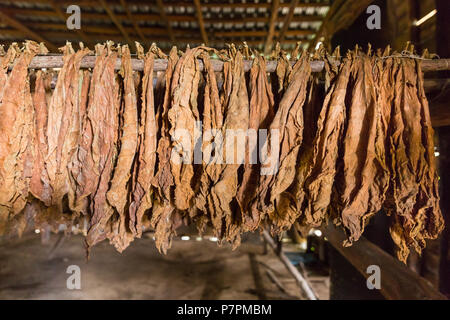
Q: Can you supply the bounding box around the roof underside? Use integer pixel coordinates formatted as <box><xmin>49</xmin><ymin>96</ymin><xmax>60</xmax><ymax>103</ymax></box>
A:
<box><xmin>0</xmin><ymin>0</ymin><xmax>330</xmax><ymax>52</ymax></box>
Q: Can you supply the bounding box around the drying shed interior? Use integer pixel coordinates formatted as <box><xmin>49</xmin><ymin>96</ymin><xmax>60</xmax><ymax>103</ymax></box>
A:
<box><xmin>0</xmin><ymin>0</ymin><xmax>449</xmax><ymax>301</ymax></box>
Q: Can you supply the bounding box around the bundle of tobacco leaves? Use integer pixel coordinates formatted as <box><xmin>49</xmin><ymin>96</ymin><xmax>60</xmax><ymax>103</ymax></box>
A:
<box><xmin>0</xmin><ymin>41</ymin><xmax>443</xmax><ymax>262</ymax></box>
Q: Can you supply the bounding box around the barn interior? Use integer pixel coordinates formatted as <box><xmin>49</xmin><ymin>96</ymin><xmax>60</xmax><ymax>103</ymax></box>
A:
<box><xmin>0</xmin><ymin>0</ymin><xmax>449</xmax><ymax>301</ymax></box>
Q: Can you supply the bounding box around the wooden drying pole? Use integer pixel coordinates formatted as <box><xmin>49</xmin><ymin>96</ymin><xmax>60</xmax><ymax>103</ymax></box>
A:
<box><xmin>25</xmin><ymin>55</ymin><xmax>450</xmax><ymax>73</ymax></box>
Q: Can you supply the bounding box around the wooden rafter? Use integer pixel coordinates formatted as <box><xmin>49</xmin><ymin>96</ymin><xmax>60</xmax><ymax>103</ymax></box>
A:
<box><xmin>98</xmin><ymin>0</ymin><xmax>134</xmax><ymax>48</ymax></box>
<box><xmin>156</xmin><ymin>0</ymin><xmax>175</xmax><ymax>42</ymax></box>
<box><xmin>193</xmin><ymin>0</ymin><xmax>209</xmax><ymax>45</ymax></box>
<box><xmin>119</xmin><ymin>0</ymin><xmax>146</xmax><ymax>43</ymax></box>
<box><xmin>278</xmin><ymin>0</ymin><xmax>299</xmax><ymax>43</ymax></box>
<box><xmin>0</xmin><ymin>10</ymin><xmax>58</xmax><ymax>51</ymax></box>
<box><xmin>264</xmin><ymin>0</ymin><xmax>280</xmax><ymax>54</ymax></box>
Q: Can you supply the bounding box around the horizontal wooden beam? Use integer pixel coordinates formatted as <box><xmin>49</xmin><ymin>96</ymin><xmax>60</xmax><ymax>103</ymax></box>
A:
<box><xmin>19</xmin><ymin>55</ymin><xmax>450</xmax><ymax>74</ymax></box>
<box><xmin>325</xmin><ymin>224</ymin><xmax>447</xmax><ymax>300</ymax></box>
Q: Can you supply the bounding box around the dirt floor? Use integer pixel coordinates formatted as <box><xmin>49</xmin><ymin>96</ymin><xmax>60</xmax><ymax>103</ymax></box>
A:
<box><xmin>0</xmin><ymin>232</ymin><xmax>329</xmax><ymax>300</ymax></box>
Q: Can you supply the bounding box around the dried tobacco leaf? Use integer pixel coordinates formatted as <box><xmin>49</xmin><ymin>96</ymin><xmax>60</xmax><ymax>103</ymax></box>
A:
<box><xmin>46</xmin><ymin>43</ymin><xmax>90</xmax><ymax>213</ymax></box>
<box><xmin>0</xmin><ymin>41</ymin><xmax>40</xmax><ymax>233</ymax></box>
<box><xmin>129</xmin><ymin>43</ymin><xmax>157</xmax><ymax>237</ymax></box>
<box><xmin>105</xmin><ymin>45</ymin><xmax>139</xmax><ymax>252</ymax></box>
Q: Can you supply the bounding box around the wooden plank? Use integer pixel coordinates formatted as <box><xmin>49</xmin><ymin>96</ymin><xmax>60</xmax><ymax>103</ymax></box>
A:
<box><xmin>0</xmin><ymin>11</ymin><xmax>58</xmax><ymax>51</ymax></box>
<box><xmin>278</xmin><ymin>0</ymin><xmax>300</xmax><ymax>43</ymax></box>
<box><xmin>264</xmin><ymin>0</ymin><xmax>280</xmax><ymax>54</ymax></box>
<box><xmin>193</xmin><ymin>0</ymin><xmax>209</xmax><ymax>45</ymax></box>
<box><xmin>98</xmin><ymin>0</ymin><xmax>134</xmax><ymax>47</ymax></box>
<box><xmin>156</xmin><ymin>0</ymin><xmax>175</xmax><ymax>42</ymax></box>
<box><xmin>119</xmin><ymin>0</ymin><xmax>146</xmax><ymax>43</ymax></box>
<box><xmin>325</xmin><ymin>225</ymin><xmax>447</xmax><ymax>300</ymax></box>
